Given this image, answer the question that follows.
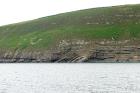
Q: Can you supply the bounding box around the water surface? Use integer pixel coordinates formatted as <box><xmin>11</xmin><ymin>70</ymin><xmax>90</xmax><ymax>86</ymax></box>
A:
<box><xmin>0</xmin><ymin>63</ymin><xmax>140</xmax><ymax>93</ymax></box>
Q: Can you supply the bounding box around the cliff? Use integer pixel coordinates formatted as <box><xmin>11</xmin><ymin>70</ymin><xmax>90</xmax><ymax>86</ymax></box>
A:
<box><xmin>0</xmin><ymin>4</ymin><xmax>140</xmax><ymax>62</ymax></box>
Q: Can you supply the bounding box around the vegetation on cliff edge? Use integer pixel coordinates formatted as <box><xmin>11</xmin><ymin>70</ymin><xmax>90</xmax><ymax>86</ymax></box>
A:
<box><xmin>0</xmin><ymin>4</ymin><xmax>140</xmax><ymax>50</ymax></box>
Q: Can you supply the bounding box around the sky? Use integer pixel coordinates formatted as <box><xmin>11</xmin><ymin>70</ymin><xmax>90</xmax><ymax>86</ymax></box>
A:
<box><xmin>0</xmin><ymin>0</ymin><xmax>140</xmax><ymax>26</ymax></box>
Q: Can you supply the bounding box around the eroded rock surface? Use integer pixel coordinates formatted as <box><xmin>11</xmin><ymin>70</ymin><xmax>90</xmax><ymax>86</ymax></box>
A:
<box><xmin>0</xmin><ymin>39</ymin><xmax>140</xmax><ymax>63</ymax></box>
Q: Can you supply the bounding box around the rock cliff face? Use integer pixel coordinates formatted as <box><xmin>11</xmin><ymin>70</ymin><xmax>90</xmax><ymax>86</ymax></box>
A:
<box><xmin>0</xmin><ymin>4</ymin><xmax>140</xmax><ymax>62</ymax></box>
<box><xmin>0</xmin><ymin>39</ymin><xmax>140</xmax><ymax>63</ymax></box>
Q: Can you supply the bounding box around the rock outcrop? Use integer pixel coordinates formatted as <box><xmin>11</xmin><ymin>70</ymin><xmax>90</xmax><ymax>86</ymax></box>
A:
<box><xmin>0</xmin><ymin>39</ymin><xmax>140</xmax><ymax>63</ymax></box>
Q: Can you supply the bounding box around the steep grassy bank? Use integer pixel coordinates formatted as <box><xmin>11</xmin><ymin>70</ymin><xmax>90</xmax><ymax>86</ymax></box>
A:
<box><xmin>0</xmin><ymin>4</ymin><xmax>140</xmax><ymax>62</ymax></box>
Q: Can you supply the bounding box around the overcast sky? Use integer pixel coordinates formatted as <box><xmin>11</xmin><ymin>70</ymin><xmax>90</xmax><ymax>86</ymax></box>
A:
<box><xmin>0</xmin><ymin>0</ymin><xmax>140</xmax><ymax>26</ymax></box>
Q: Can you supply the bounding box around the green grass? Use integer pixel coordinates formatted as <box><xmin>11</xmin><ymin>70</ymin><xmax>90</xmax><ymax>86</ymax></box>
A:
<box><xmin>0</xmin><ymin>4</ymin><xmax>140</xmax><ymax>49</ymax></box>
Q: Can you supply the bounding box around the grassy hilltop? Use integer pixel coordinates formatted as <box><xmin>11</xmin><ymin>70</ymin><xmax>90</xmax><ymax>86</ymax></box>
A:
<box><xmin>0</xmin><ymin>4</ymin><xmax>140</xmax><ymax>62</ymax></box>
<box><xmin>0</xmin><ymin>4</ymin><xmax>140</xmax><ymax>50</ymax></box>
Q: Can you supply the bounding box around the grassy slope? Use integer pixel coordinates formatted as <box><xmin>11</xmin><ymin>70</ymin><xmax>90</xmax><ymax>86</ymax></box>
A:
<box><xmin>0</xmin><ymin>4</ymin><xmax>140</xmax><ymax>50</ymax></box>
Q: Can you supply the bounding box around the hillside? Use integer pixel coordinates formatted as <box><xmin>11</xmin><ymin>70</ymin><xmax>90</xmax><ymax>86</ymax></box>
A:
<box><xmin>0</xmin><ymin>4</ymin><xmax>140</xmax><ymax>62</ymax></box>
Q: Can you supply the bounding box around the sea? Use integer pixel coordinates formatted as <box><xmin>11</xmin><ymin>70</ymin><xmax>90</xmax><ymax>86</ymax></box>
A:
<box><xmin>0</xmin><ymin>63</ymin><xmax>140</xmax><ymax>93</ymax></box>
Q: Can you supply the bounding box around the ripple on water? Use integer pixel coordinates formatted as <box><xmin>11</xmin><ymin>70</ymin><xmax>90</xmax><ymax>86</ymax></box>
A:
<box><xmin>0</xmin><ymin>63</ymin><xmax>139</xmax><ymax>93</ymax></box>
